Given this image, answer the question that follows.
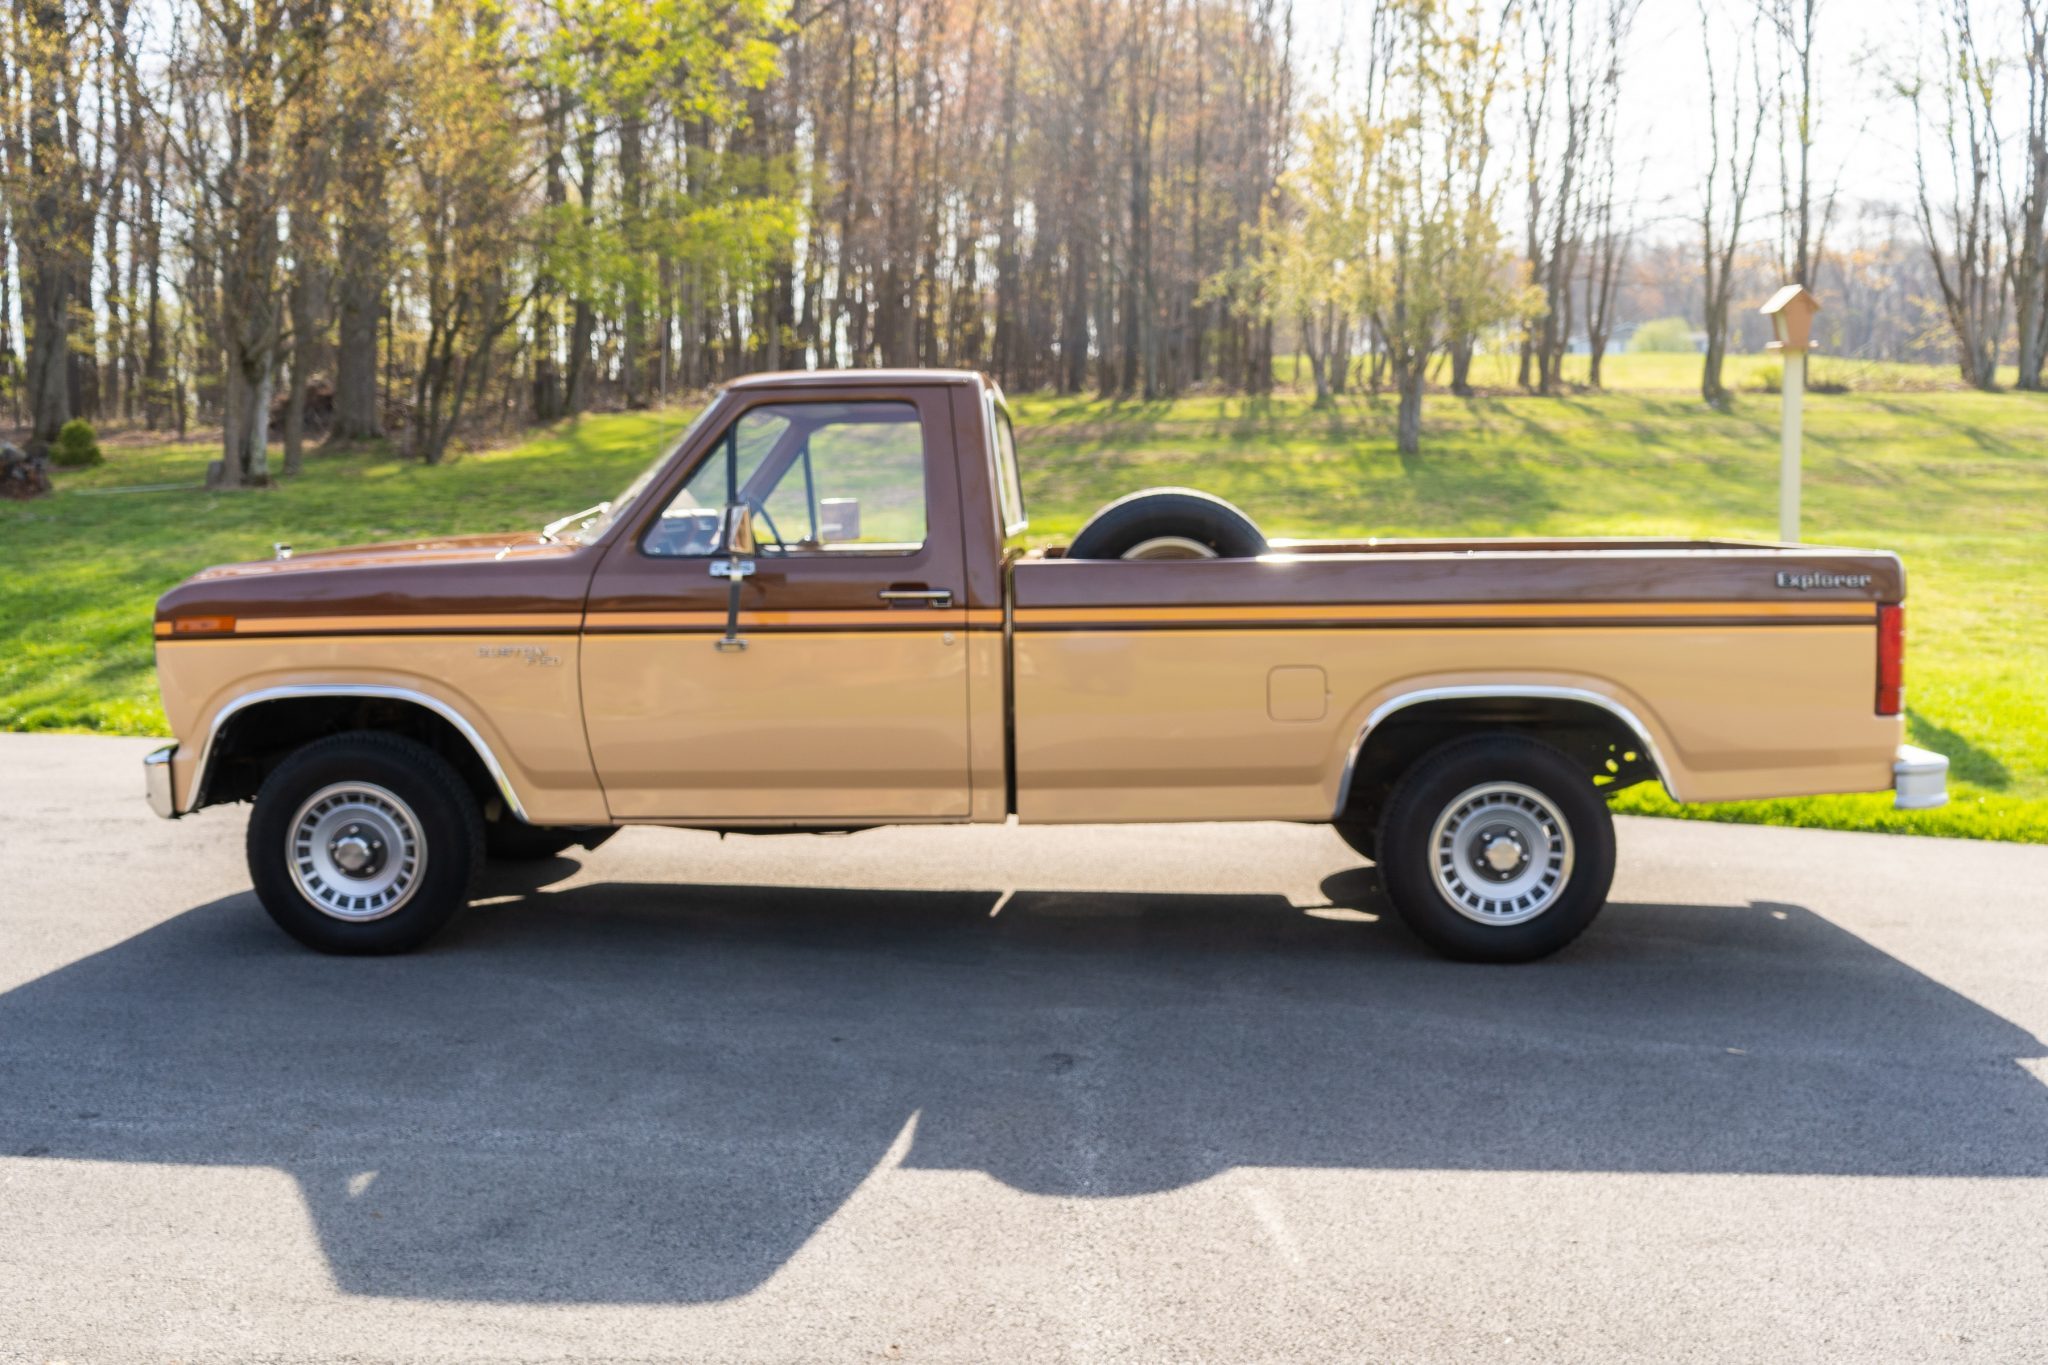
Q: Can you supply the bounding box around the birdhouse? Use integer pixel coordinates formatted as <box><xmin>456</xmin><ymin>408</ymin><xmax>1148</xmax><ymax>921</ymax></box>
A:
<box><xmin>1761</xmin><ymin>284</ymin><xmax>1821</xmax><ymax>352</ymax></box>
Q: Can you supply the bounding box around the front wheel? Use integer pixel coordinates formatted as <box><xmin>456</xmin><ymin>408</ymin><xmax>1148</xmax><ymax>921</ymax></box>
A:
<box><xmin>1375</xmin><ymin>734</ymin><xmax>1616</xmax><ymax>963</ymax></box>
<box><xmin>246</xmin><ymin>731</ymin><xmax>484</xmax><ymax>954</ymax></box>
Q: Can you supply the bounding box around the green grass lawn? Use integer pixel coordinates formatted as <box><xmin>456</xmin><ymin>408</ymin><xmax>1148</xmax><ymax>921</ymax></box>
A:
<box><xmin>4</xmin><ymin>353</ymin><xmax>2043</xmax><ymax>841</ymax></box>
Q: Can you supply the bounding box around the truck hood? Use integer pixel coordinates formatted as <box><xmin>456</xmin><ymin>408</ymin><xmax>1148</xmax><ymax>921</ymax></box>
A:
<box><xmin>182</xmin><ymin>531</ymin><xmax>568</xmax><ymax>582</ymax></box>
<box><xmin>155</xmin><ymin>531</ymin><xmax>596</xmax><ymax>628</ymax></box>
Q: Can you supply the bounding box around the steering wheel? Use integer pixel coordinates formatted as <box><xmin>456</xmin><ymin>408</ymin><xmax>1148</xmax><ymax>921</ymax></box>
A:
<box><xmin>747</xmin><ymin>497</ymin><xmax>789</xmax><ymax>555</ymax></box>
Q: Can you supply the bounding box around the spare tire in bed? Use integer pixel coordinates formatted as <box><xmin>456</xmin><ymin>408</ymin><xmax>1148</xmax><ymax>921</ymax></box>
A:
<box><xmin>1066</xmin><ymin>487</ymin><xmax>1269</xmax><ymax>560</ymax></box>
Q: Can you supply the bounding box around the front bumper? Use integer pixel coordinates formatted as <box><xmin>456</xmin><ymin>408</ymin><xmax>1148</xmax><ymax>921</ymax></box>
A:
<box><xmin>1894</xmin><ymin>744</ymin><xmax>1949</xmax><ymax>810</ymax></box>
<box><xmin>145</xmin><ymin>744</ymin><xmax>179</xmax><ymax>819</ymax></box>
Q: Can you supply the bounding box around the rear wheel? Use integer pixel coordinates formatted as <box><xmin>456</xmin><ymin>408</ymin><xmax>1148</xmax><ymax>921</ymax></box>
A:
<box><xmin>246</xmin><ymin>731</ymin><xmax>483</xmax><ymax>954</ymax></box>
<box><xmin>1374</xmin><ymin>734</ymin><xmax>1615</xmax><ymax>962</ymax></box>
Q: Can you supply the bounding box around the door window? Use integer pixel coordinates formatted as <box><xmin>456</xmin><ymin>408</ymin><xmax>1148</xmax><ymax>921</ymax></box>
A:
<box><xmin>643</xmin><ymin>400</ymin><xmax>927</xmax><ymax>557</ymax></box>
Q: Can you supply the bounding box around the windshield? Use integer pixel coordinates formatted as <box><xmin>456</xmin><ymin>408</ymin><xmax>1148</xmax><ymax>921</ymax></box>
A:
<box><xmin>556</xmin><ymin>401</ymin><xmax>722</xmax><ymax>546</ymax></box>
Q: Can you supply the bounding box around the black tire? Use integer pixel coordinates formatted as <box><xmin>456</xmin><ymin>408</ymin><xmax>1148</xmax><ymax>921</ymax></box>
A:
<box><xmin>246</xmin><ymin>731</ymin><xmax>484</xmax><ymax>954</ymax></box>
<box><xmin>484</xmin><ymin>821</ymin><xmax>616</xmax><ymax>862</ymax></box>
<box><xmin>1374</xmin><ymin>734</ymin><xmax>1616</xmax><ymax>963</ymax></box>
<box><xmin>1066</xmin><ymin>487</ymin><xmax>1268</xmax><ymax>560</ymax></box>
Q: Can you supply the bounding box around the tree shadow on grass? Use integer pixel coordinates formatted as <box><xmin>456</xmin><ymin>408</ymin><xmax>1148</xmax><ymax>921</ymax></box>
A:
<box><xmin>1</xmin><ymin>868</ymin><xmax>2042</xmax><ymax>1304</ymax></box>
<box><xmin>1863</xmin><ymin>397</ymin><xmax>2036</xmax><ymax>458</ymax></box>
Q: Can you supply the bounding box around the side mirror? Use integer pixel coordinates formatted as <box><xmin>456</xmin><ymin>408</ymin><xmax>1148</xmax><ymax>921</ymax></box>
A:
<box><xmin>710</xmin><ymin>503</ymin><xmax>757</xmax><ymax>653</ymax></box>
<box><xmin>720</xmin><ymin>502</ymin><xmax>757</xmax><ymax>557</ymax></box>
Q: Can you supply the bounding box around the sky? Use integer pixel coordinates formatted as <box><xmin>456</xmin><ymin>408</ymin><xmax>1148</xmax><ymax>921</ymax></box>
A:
<box><xmin>1290</xmin><ymin>0</ymin><xmax>1948</xmax><ymax>247</ymax></box>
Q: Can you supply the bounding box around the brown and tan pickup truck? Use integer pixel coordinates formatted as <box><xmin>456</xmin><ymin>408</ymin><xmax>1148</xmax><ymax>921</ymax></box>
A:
<box><xmin>146</xmin><ymin>368</ymin><xmax>1947</xmax><ymax>961</ymax></box>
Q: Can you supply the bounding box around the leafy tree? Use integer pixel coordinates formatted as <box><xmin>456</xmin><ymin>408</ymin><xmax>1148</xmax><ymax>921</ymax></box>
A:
<box><xmin>1254</xmin><ymin>111</ymin><xmax>1363</xmax><ymax>408</ymax></box>
<box><xmin>399</xmin><ymin>0</ymin><xmax>529</xmax><ymax>465</ymax></box>
<box><xmin>1356</xmin><ymin>0</ymin><xmax>1516</xmax><ymax>454</ymax></box>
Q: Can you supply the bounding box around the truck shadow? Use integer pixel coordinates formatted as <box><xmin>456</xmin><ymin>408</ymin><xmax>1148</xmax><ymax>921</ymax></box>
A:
<box><xmin>2</xmin><ymin>870</ymin><xmax>2043</xmax><ymax>1304</ymax></box>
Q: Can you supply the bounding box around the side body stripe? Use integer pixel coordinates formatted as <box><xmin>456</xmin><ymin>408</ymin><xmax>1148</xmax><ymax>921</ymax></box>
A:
<box><xmin>161</xmin><ymin>600</ymin><xmax>1873</xmax><ymax>638</ymax></box>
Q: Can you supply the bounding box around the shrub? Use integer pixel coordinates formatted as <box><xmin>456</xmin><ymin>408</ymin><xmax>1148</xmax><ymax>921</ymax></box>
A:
<box><xmin>1628</xmin><ymin>316</ymin><xmax>1697</xmax><ymax>353</ymax></box>
<box><xmin>1753</xmin><ymin>360</ymin><xmax>1852</xmax><ymax>395</ymax></box>
<box><xmin>51</xmin><ymin>419</ymin><xmax>103</xmax><ymax>468</ymax></box>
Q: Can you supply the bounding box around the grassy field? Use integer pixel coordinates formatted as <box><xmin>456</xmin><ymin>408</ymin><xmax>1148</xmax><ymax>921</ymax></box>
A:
<box><xmin>3</xmin><ymin>353</ymin><xmax>2043</xmax><ymax>841</ymax></box>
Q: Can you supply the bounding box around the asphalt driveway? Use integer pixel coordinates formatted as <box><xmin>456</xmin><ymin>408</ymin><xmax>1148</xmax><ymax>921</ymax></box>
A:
<box><xmin>3</xmin><ymin>733</ymin><xmax>2045</xmax><ymax>1361</ymax></box>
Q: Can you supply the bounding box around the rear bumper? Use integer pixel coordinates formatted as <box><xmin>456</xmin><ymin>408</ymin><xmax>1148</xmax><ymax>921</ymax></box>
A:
<box><xmin>1894</xmin><ymin>744</ymin><xmax>1949</xmax><ymax>810</ymax></box>
<box><xmin>144</xmin><ymin>744</ymin><xmax>179</xmax><ymax>819</ymax></box>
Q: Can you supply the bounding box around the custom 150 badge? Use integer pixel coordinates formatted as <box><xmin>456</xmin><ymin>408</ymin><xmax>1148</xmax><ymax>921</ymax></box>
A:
<box><xmin>476</xmin><ymin>644</ymin><xmax>562</xmax><ymax>666</ymax></box>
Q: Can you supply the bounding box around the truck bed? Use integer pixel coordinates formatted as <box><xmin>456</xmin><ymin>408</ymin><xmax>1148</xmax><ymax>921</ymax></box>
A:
<box><xmin>1006</xmin><ymin>538</ymin><xmax>1902</xmax><ymax>823</ymax></box>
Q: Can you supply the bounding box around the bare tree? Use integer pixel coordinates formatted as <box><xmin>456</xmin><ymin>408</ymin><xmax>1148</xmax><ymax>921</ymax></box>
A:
<box><xmin>1580</xmin><ymin>0</ymin><xmax>1639</xmax><ymax>388</ymax></box>
<box><xmin>168</xmin><ymin>0</ymin><xmax>329</xmax><ymax>486</ymax></box>
<box><xmin>1907</xmin><ymin>0</ymin><xmax>2009</xmax><ymax>390</ymax></box>
<box><xmin>1764</xmin><ymin>0</ymin><xmax>1834</xmax><ymax>290</ymax></box>
<box><xmin>2011</xmin><ymin>0</ymin><xmax>2048</xmax><ymax>389</ymax></box>
<box><xmin>1697</xmin><ymin>0</ymin><xmax>1767</xmax><ymax>407</ymax></box>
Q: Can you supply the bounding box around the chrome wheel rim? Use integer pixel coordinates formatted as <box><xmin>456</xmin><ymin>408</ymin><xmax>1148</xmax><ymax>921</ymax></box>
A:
<box><xmin>287</xmin><ymin>782</ymin><xmax>427</xmax><ymax>921</ymax></box>
<box><xmin>1428</xmin><ymin>782</ymin><xmax>1573</xmax><ymax>926</ymax></box>
<box><xmin>1121</xmin><ymin>535</ymin><xmax>1218</xmax><ymax>560</ymax></box>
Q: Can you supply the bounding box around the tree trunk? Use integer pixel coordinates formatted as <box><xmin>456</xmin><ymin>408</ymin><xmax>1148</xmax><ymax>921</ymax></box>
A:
<box><xmin>564</xmin><ymin>125</ymin><xmax>599</xmax><ymax>412</ymax></box>
<box><xmin>218</xmin><ymin>342</ymin><xmax>275</xmax><ymax>488</ymax></box>
<box><xmin>331</xmin><ymin>268</ymin><xmax>382</xmax><ymax>440</ymax></box>
<box><xmin>1449</xmin><ymin>332</ymin><xmax>1475</xmax><ymax>397</ymax></box>
<box><xmin>23</xmin><ymin>256</ymin><xmax>70</xmax><ymax>447</ymax></box>
<box><xmin>1701</xmin><ymin>318</ymin><xmax>1728</xmax><ymax>406</ymax></box>
<box><xmin>2016</xmin><ymin>8</ymin><xmax>2048</xmax><ymax>388</ymax></box>
<box><xmin>992</xmin><ymin>1</ymin><xmax>1019</xmax><ymax>385</ymax></box>
<box><xmin>566</xmin><ymin>299</ymin><xmax>596</xmax><ymax>412</ymax></box>
<box><xmin>1395</xmin><ymin>360</ymin><xmax>1425</xmax><ymax>456</ymax></box>
<box><xmin>619</xmin><ymin>112</ymin><xmax>646</xmax><ymax>405</ymax></box>
<box><xmin>20</xmin><ymin>0</ymin><xmax>75</xmax><ymax>447</ymax></box>
<box><xmin>282</xmin><ymin>257</ymin><xmax>325</xmax><ymax>475</ymax></box>
<box><xmin>1304</xmin><ymin>313</ymin><xmax>1330</xmax><ymax>407</ymax></box>
<box><xmin>531</xmin><ymin>101</ymin><xmax>567</xmax><ymax>420</ymax></box>
<box><xmin>141</xmin><ymin>139</ymin><xmax>169</xmax><ymax>428</ymax></box>
<box><xmin>2018</xmin><ymin>291</ymin><xmax>2048</xmax><ymax>391</ymax></box>
<box><xmin>329</xmin><ymin>9</ymin><xmax>387</xmax><ymax>444</ymax></box>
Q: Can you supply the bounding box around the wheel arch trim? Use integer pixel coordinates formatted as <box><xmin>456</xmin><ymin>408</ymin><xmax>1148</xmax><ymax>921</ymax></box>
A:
<box><xmin>1333</xmin><ymin>683</ymin><xmax>1681</xmax><ymax>817</ymax></box>
<box><xmin>189</xmin><ymin>683</ymin><xmax>531</xmax><ymax>822</ymax></box>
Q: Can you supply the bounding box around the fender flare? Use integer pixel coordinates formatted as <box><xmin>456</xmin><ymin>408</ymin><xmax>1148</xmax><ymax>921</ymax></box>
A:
<box><xmin>1332</xmin><ymin>683</ymin><xmax>1681</xmax><ymax>817</ymax></box>
<box><xmin>189</xmin><ymin>684</ymin><xmax>532</xmax><ymax>822</ymax></box>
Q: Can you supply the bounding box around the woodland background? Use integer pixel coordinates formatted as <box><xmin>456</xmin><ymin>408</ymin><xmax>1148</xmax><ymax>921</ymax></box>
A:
<box><xmin>0</xmin><ymin>0</ymin><xmax>2043</xmax><ymax>473</ymax></box>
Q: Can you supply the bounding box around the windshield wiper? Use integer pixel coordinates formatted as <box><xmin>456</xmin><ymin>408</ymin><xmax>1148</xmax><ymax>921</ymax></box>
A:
<box><xmin>541</xmin><ymin>502</ymin><xmax>610</xmax><ymax>544</ymax></box>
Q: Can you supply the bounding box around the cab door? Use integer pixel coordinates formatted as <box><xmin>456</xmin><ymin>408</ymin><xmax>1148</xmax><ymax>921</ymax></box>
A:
<box><xmin>581</xmin><ymin>386</ymin><xmax>972</xmax><ymax>822</ymax></box>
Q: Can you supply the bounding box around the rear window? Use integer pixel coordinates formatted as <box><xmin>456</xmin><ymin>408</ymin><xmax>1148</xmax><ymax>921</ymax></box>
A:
<box><xmin>990</xmin><ymin>395</ymin><xmax>1027</xmax><ymax>536</ymax></box>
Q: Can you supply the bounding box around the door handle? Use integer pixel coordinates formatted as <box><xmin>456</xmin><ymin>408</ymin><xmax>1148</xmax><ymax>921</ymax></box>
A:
<box><xmin>878</xmin><ymin>588</ymin><xmax>953</xmax><ymax>607</ymax></box>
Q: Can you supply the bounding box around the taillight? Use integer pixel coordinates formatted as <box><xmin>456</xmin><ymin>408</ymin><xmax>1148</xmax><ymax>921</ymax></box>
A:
<box><xmin>1877</xmin><ymin>604</ymin><xmax>1904</xmax><ymax>715</ymax></box>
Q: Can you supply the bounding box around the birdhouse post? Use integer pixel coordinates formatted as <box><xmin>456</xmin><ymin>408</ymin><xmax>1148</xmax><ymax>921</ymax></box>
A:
<box><xmin>1761</xmin><ymin>285</ymin><xmax>1821</xmax><ymax>544</ymax></box>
